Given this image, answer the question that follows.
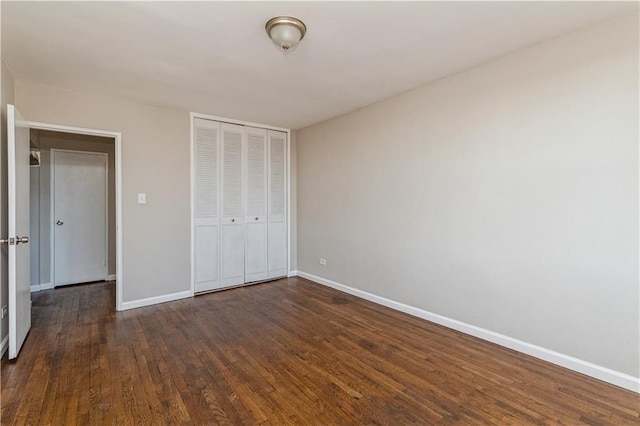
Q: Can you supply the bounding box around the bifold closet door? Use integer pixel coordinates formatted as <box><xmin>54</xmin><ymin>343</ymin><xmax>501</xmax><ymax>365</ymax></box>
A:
<box><xmin>267</xmin><ymin>130</ymin><xmax>287</xmax><ymax>279</ymax></box>
<box><xmin>193</xmin><ymin>119</ymin><xmax>220</xmax><ymax>292</ymax></box>
<box><xmin>220</xmin><ymin>123</ymin><xmax>245</xmax><ymax>287</ymax></box>
<box><xmin>244</xmin><ymin>127</ymin><xmax>268</xmax><ymax>282</ymax></box>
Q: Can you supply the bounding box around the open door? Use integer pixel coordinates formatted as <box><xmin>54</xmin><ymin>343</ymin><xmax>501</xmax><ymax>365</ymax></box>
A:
<box><xmin>7</xmin><ymin>104</ymin><xmax>31</xmax><ymax>359</ymax></box>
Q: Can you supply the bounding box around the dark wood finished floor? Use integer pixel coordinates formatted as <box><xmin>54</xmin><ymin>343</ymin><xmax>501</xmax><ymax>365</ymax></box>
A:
<box><xmin>1</xmin><ymin>278</ymin><xmax>638</xmax><ymax>425</ymax></box>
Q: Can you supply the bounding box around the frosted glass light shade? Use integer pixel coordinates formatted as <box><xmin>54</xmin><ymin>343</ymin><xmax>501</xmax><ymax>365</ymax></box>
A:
<box><xmin>269</xmin><ymin>25</ymin><xmax>302</xmax><ymax>50</ymax></box>
<box><xmin>265</xmin><ymin>17</ymin><xmax>306</xmax><ymax>53</ymax></box>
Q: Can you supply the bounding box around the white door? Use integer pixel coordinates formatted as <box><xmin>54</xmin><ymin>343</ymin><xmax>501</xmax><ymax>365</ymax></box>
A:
<box><xmin>193</xmin><ymin>119</ymin><xmax>220</xmax><ymax>292</ymax></box>
<box><xmin>220</xmin><ymin>123</ymin><xmax>245</xmax><ymax>287</ymax></box>
<box><xmin>53</xmin><ymin>150</ymin><xmax>107</xmax><ymax>286</ymax></box>
<box><xmin>267</xmin><ymin>130</ymin><xmax>288</xmax><ymax>279</ymax></box>
<box><xmin>244</xmin><ymin>127</ymin><xmax>268</xmax><ymax>283</ymax></box>
<box><xmin>7</xmin><ymin>104</ymin><xmax>31</xmax><ymax>359</ymax></box>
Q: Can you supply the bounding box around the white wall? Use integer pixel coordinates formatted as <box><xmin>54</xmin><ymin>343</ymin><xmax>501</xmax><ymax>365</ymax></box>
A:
<box><xmin>15</xmin><ymin>81</ymin><xmax>191</xmax><ymax>304</ymax></box>
<box><xmin>297</xmin><ymin>12</ymin><xmax>639</xmax><ymax>378</ymax></box>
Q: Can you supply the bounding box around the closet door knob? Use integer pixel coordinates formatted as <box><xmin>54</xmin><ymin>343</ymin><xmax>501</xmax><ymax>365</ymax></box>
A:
<box><xmin>231</xmin><ymin>218</ymin><xmax>235</xmax><ymax>223</ymax></box>
<box><xmin>255</xmin><ymin>217</ymin><xmax>259</xmax><ymax>221</ymax></box>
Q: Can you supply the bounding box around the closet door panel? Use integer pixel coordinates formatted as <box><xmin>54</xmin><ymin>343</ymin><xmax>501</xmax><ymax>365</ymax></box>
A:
<box><xmin>194</xmin><ymin>225</ymin><xmax>218</xmax><ymax>290</ymax></box>
<box><xmin>268</xmin><ymin>221</ymin><xmax>287</xmax><ymax>275</ymax></box>
<box><xmin>220</xmin><ymin>123</ymin><xmax>245</xmax><ymax>287</ymax></box>
<box><xmin>245</xmin><ymin>220</ymin><xmax>267</xmax><ymax>280</ymax></box>
<box><xmin>193</xmin><ymin>119</ymin><xmax>220</xmax><ymax>292</ymax></box>
<box><xmin>268</xmin><ymin>130</ymin><xmax>287</xmax><ymax>279</ymax></box>
<box><xmin>244</xmin><ymin>127</ymin><xmax>268</xmax><ymax>282</ymax></box>
<box><xmin>221</xmin><ymin>218</ymin><xmax>244</xmax><ymax>285</ymax></box>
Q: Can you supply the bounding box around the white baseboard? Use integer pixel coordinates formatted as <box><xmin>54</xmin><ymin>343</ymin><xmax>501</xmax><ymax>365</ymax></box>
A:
<box><xmin>30</xmin><ymin>282</ymin><xmax>53</xmax><ymax>293</ymax></box>
<box><xmin>0</xmin><ymin>334</ymin><xmax>8</xmax><ymax>357</ymax></box>
<box><xmin>106</xmin><ymin>274</ymin><xmax>116</xmax><ymax>281</ymax></box>
<box><xmin>120</xmin><ymin>290</ymin><xmax>192</xmax><ymax>311</ymax></box>
<box><xmin>287</xmin><ymin>270</ymin><xmax>298</xmax><ymax>278</ymax></box>
<box><xmin>297</xmin><ymin>271</ymin><xmax>640</xmax><ymax>393</ymax></box>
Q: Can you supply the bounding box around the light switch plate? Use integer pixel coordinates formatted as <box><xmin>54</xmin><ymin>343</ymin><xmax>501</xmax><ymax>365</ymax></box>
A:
<box><xmin>138</xmin><ymin>193</ymin><xmax>147</xmax><ymax>204</ymax></box>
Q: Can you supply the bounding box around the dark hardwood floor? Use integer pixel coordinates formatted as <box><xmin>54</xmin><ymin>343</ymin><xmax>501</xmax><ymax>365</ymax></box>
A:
<box><xmin>1</xmin><ymin>278</ymin><xmax>638</xmax><ymax>425</ymax></box>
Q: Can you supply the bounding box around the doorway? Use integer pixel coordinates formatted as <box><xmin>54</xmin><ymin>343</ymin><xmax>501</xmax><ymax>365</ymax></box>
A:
<box><xmin>27</xmin><ymin>125</ymin><xmax>122</xmax><ymax>309</ymax></box>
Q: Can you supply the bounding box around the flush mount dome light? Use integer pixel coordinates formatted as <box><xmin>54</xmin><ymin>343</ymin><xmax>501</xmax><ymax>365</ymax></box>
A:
<box><xmin>265</xmin><ymin>16</ymin><xmax>307</xmax><ymax>53</ymax></box>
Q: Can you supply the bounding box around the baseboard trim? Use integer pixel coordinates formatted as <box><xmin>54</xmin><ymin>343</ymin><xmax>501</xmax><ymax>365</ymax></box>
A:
<box><xmin>287</xmin><ymin>270</ymin><xmax>298</xmax><ymax>278</ymax></box>
<box><xmin>297</xmin><ymin>271</ymin><xmax>640</xmax><ymax>393</ymax></box>
<box><xmin>30</xmin><ymin>282</ymin><xmax>53</xmax><ymax>293</ymax></box>
<box><xmin>0</xmin><ymin>334</ymin><xmax>8</xmax><ymax>357</ymax></box>
<box><xmin>106</xmin><ymin>274</ymin><xmax>117</xmax><ymax>281</ymax></box>
<box><xmin>120</xmin><ymin>290</ymin><xmax>192</xmax><ymax>311</ymax></box>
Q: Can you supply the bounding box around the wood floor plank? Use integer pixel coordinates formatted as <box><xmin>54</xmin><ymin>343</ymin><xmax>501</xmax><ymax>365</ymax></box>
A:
<box><xmin>1</xmin><ymin>278</ymin><xmax>638</xmax><ymax>425</ymax></box>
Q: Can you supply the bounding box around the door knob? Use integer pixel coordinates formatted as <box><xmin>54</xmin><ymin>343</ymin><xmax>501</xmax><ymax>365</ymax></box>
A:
<box><xmin>255</xmin><ymin>217</ymin><xmax>259</xmax><ymax>221</ymax></box>
<box><xmin>16</xmin><ymin>236</ymin><xmax>29</xmax><ymax>244</ymax></box>
<box><xmin>56</xmin><ymin>220</ymin><xmax>64</xmax><ymax>226</ymax></box>
<box><xmin>231</xmin><ymin>218</ymin><xmax>235</xmax><ymax>223</ymax></box>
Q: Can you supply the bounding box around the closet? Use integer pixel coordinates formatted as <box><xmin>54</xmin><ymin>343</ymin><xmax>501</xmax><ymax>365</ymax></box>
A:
<box><xmin>193</xmin><ymin>118</ymin><xmax>287</xmax><ymax>293</ymax></box>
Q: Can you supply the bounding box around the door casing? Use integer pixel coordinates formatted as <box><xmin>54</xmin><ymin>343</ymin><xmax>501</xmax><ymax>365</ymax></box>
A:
<box><xmin>25</xmin><ymin>121</ymin><xmax>123</xmax><ymax>310</ymax></box>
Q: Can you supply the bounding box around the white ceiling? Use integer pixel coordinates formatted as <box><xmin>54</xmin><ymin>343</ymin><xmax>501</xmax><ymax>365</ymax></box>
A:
<box><xmin>2</xmin><ymin>2</ymin><xmax>637</xmax><ymax>129</ymax></box>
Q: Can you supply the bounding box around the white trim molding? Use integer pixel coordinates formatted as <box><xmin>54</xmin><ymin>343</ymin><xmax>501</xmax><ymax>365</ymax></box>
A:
<box><xmin>120</xmin><ymin>290</ymin><xmax>192</xmax><ymax>311</ymax></box>
<box><xmin>296</xmin><ymin>271</ymin><xmax>640</xmax><ymax>393</ymax></box>
<box><xmin>287</xmin><ymin>270</ymin><xmax>298</xmax><ymax>278</ymax></box>
<box><xmin>30</xmin><ymin>282</ymin><xmax>53</xmax><ymax>293</ymax></box>
<box><xmin>0</xmin><ymin>335</ymin><xmax>8</xmax><ymax>358</ymax></box>
<box><xmin>190</xmin><ymin>112</ymin><xmax>289</xmax><ymax>133</ymax></box>
<box><xmin>106</xmin><ymin>274</ymin><xmax>116</xmax><ymax>281</ymax></box>
<box><xmin>286</xmin><ymin>129</ymin><xmax>292</xmax><ymax>279</ymax></box>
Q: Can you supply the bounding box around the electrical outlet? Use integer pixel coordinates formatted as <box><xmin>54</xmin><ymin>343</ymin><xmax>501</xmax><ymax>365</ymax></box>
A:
<box><xmin>1</xmin><ymin>305</ymin><xmax>7</xmax><ymax>319</ymax></box>
<box><xmin>319</xmin><ymin>258</ymin><xmax>327</xmax><ymax>266</ymax></box>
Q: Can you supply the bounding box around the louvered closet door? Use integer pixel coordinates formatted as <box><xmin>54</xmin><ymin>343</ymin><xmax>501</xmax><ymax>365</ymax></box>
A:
<box><xmin>193</xmin><ymin>119</ymin><xmax>220</xmax><ymax>292</ymax></box>
<box><xmin>220</xmin><ymin>123</ymin><xmax>245</xmax><ymax>287</ymax></box>
<box><xmin>244</xmin><ymin>127</ymin><xmax>268</xmax><ymax>282</ymax></box>
<box><xmin>267</xmin><ymin>130</ymin><xmax>288</xmax><ymax>279</ymax></box>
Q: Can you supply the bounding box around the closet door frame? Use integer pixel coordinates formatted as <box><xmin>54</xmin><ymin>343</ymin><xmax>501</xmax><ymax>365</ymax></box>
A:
<box><xmin>190</xmin><ymin>112</ymin><xmax>291</xmax><ymax>295</ymax></box>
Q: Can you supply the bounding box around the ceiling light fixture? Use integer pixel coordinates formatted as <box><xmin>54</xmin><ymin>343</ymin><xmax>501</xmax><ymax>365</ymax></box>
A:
<box><xmin>265</xmin><ymin>16</ymin><xmax>307</xmax><ymax>53</ymax></box>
